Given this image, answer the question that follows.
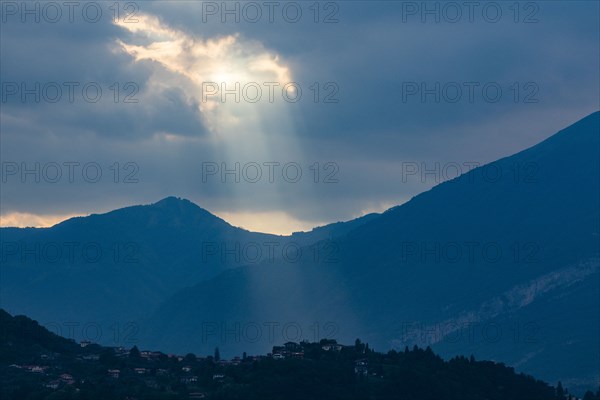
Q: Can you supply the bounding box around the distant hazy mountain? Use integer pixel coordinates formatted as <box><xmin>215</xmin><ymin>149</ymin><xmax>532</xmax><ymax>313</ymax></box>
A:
<box><xmin>142</xmin><ymin>112</ymin><xmax>599</xmax><ymax>393</ymax></box>
<box><xmin>0</xmin><ymin>197</ymin><xmax>379</xmax><ymax>339</ymax></box>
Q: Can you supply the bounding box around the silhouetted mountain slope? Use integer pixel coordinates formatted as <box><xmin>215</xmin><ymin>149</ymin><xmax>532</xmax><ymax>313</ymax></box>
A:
<box><xmin>0</xmin><ymin>309</ymin><xmax>80</xmax><ymax>362</ymax></box>
<box><xmin>289</xmin><ymin>212</ymin><xmax>380</xmax><ymax>246</ymax></box>
<box><xmin>0</xmin><ymin>197</ymin><xmax>378</xmax><ymax>339</ymax></box>
<box><xmin>1</xmin><ymin>309</ymin><xmax>570</xmax><ymax>400</ymax></box>
<box><xmin>144</xmin><ymin>112</ymin><xmax>600</xmax><ymax>393</ymax></box>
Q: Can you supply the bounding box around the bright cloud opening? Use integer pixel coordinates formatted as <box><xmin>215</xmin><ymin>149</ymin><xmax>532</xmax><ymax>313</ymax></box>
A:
<box><xmin>114</xmin><ymin>13</ymin><xmax>307</xmax><ymax>233</ymax></box>
<box><xmin>114</xmin><ymin>13</ymin><xmax>294</xmax><ymax>136</ymax></box>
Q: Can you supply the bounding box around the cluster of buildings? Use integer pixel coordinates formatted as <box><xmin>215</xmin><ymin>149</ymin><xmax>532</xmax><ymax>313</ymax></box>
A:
<box><xmin>9</xmin><ymin>365</ymin><xmax>77</xmax><ymax>390</ymax></box>
<box><xmin>270</xmin><ymin>341</ymin><xmax>370</xmax><ymax>376</ymax></box>
<box><xmin>13</xmin><ymin>337</ymin><xmax>373</xmax><ymax>392</ymax></box>
<box><xmin>9</xmin><ymin>364</ymin><xmax>49</xmax><ymax>373</ymax></box>
<box><xmin>271</xmin><ymin>341</ymin><xmax>306</xmax><ymax>359</ymax></box>
<box><xmin>45</xmin><ymin>373</ymin><xmax>75</xmax><ymax>388</ymax></box>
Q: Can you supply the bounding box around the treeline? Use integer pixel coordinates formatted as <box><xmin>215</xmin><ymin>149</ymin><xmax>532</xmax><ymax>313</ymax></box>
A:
<box><xmin>1</xmin><ymin>309</ymin><xmax>597</xmax><ymax>400</ymax></box>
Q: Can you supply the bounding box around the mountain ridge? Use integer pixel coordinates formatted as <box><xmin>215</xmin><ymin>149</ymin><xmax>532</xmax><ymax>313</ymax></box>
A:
<box><xmin>1</xmin><ymin>111</ymin><xmax>598</xmax><ymax>394</ymax></box>
<box><xmin>141</xmin><ymin>111</ymin><xmax>600</xmax><ymax>394</ymax></box>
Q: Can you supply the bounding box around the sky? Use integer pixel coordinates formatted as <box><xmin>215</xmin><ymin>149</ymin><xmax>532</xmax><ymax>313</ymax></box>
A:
<box><xmin>1</xmin><ymin>1</ymin><xmax>599</xmax><ymax>234</ymax></box>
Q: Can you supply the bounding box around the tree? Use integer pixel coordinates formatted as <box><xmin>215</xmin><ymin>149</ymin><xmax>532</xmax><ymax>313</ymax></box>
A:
<box><xmin>214</xmin><ymin>347</ymin><xmax>221</xmax><ymax>362</ymax></box>
<box><xmin>99</xmin><ymin>348</ymin><xmax>116</xmax><ymax>365</ymax></box>
<box><xmin>582</xmin><ymin>391</ymin><xmax>595</xmax><ymax>400</ymax></box>
<box><xmin>556</xmin><ymin>382</ymin><xmax>564</xmax><ymax>399</ymax></box>
<box><xmin>130</xmin><ymin>345</ymin><xmax>141</xmax><ymax>359</ymax></box>
<box><xmin>355</xmin><ymin>338</ymin><xmax>365</xmax><ymax>353</ymax></box>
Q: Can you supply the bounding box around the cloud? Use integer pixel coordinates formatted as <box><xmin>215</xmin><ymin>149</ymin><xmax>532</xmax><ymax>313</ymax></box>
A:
<box><xmin>114</xmin><ymin>13</ymin><xmax>293</xmax><ymax>135</ymax></box>
<box><xmin>0</xmin><ymin>2</ymin><xmax>598</xmax><ymax>233</ymax></box>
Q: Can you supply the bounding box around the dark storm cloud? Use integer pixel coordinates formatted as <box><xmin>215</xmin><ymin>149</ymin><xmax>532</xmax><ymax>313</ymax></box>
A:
<box><xmin>1</xmin><ymin>1</ymin><xmax>598</xmax><ymax>231</ymax></box>
<box><xmin>1</xmin><ymin>8</ymin><xmax>208</xmax><ymax>141</ymax></box>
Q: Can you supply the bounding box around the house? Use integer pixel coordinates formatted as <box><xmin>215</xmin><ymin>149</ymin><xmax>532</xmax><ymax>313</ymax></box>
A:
<box><xmin>60</xmin><ymin>374</ymin><xmax>75</xmax><ymax>385</ymax></box>
<box><xmin>80</xmin><ymin>340</ymin><xmax>92</xmax><ymax>347</ymax></box>
<box><xmin>212</xmin><ymin>374</ymin><xmax>225</xmax><ymax>381</ymax></box>
<box><xmin>157</xmin><ymin>369</ymin><xmax>169</xmax><ymax>376</ymax></box>
<box><xmin>134</xmin><ymin>368</ymin><xmax>148</xmax><ymax>374</ymax></box>
<box><xmin>272</xmin><ymin>345</ymin><xmax>291</xmax><ymax>358</ymax></box>
<box><xmin>140</xmin><ymin>350</ymin><xmax>163</xmax><ymax>359</ymax></box>
<box><xmin>354</xmin><ymin>359</ymin><xmax>368</xmax><ymax>376</ymax></box>
<box><xmin>320</xmin><ymin>339</ymin><xmax>343</xmax><ymax>351</ymax></box>
<box><xmin>284</xmin><ymin>342</ymin><xmax>302</xmax><ymax>352</ymax></box>
<box><xmin>181</xmin><ymin>376</ymin><xmax>198</xmax><ymax>384</ymax></box>
<box><xmin>189</xmin><ymin>393</ymin><xmax>206</xmax><ymax>399</ymax></box>
<box><xmin>45</xmin><ymin>380</ymin><xmax>60</xmax><ymax>389</ymax></box>
<box><xmin>182</xmin><ymin>366</ymin><xmax>192</xmax><ymax>372</ymax></box>
<box><xmin>114</xmin><ymin>347</ymin><xmax>130</xmax><ymax>357</ymax></box>
<box><xmin>168</xmin><ymin>353</ymin><xmax>185</xmax><ymax>361</ymax></box>
<box><xmin>108</xmin><ymin>369</ymin><xmax>120</xmax><ymax>378</ymax></box>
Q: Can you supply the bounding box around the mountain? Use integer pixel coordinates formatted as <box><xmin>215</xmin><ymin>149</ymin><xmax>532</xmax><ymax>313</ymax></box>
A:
<box><xmin>289</xmin><ymin>212</ymin><xmax>380</xmax><ymax>247</ymax></box>
<box><xmin>0</xmin><ymin>309</ymin><xmax>82</xmax><ymax>363</ymax></box>
<box><xmin>1</xmin><ymin>112</ymin><xmax>598</xmax><ymax>394</ymax></box>
<box><xmin>0</xmin><ymin>197</ymin><xmax>379</xmax><ymax>342</ymax></box>
<box><xmin>142</xmin><ymin>111</ymin><xmax>600</xmax><ymax>394</ymax></box>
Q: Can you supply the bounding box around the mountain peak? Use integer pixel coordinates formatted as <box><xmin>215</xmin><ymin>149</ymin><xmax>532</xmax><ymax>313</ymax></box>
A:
<box><xmin>153</xmin><ymin>196</ymin><xmax>197</xmax><ymax>209</ymax></box>
<box><xmin>47</xmin><ymin>196</ymin><xmax>229</xmax><ymax>232</ymax></box>
<box><xmin>139</xmin><ymin>196</ymin><xmax>229</xmax><ymax>228</ymax></box>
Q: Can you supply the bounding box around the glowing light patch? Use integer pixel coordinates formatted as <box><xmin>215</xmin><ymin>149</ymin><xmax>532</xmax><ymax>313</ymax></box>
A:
<box><xmin>114</xmin><ymin>14</ymin><xmax>293</xmax><ymax>136</ymax></box>
<box><xmin>114</xmin><ymin>13</ymin><xmax>310</xmax><ymax>236</ymax></box>
<box><xmin>215</xmin><ymin>210</ymin><xmax>325</xmax><ymax>236</ymax></box>
<box><xmin>0</xmin><ymin>212</ymin><xmax>80</xmax><ymax>228</ymax></box>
